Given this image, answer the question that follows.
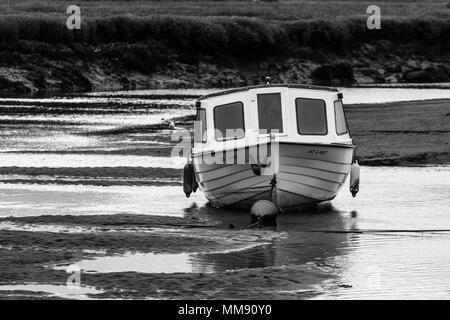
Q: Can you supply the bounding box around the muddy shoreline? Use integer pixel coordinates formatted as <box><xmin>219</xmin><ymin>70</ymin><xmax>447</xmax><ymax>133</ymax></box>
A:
<box><xmin>1</xmin><ymin>39</ymin><xmax>450</xmax><ymax>96</ymax></box>
<box><xmin>347</xmin><ymin>99</ymin><xmax>450</xmax><ymax>166</ymax></box>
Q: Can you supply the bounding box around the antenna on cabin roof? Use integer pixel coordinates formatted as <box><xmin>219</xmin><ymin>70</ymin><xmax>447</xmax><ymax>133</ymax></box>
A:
<box><xmin>265</xmin><ymin>76</ymin><xmax>271</xmax><ymax>86</ymax></box>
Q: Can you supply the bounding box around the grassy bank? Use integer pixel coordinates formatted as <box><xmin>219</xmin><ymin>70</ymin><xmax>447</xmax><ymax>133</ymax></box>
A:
<box><xmin>0</xmin><ymin>1</ymin><xmax>449</xmax><ymax>93</ymax></box>
<box><xmin>1</xmin><ymin>15</ymin><xmax>449</xmax><ymax>53</ymax></box>
<box><xmin>1</xmin><ymin>1</ymin><xmax>449</xmax><ymax>21</ymax></box>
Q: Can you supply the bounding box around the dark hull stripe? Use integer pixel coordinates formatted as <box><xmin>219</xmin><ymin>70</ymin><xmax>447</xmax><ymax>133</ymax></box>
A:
<box><xmin>205</xmin><ymin>184</ymin><xmax>271</xmax><ymax>200</ymax></box>
<box><xmin>277</xmin><ymin>188</ymin><xmax>330</xmax><ymax>202</ymax></box>
<box><xmin>278</xmin><ymin>170</ymin><xmax>343</xmax><ymax>184</ymax></box>
<box><xmin>222</xmin><ymin>190</ymin><xmax>271</xmax><ymax>207</ymax></box>
<box><xmin>202</xmin><ymin>174</ymin><xmax>268</xmax><ymax>192</ymax></box>
<box><xmin>280</xmin><ymin>158</ymin><xmax>350</xmax><ymax>174</ymax></box>
<box><xmin>197</xmin><ymin>167</ymin><xmax>250</xmax><ymax>184</ymax></box>
<box><xmin>280</xmin><ymin>154</ymin><xmax>350</xmax><ymax>166</ymax></box>
<box><xmin>281</xmin><ymin>164</ymin><xmax>348</xmax><ymax>175</ymax></box>
<box><xmin>204</xmin><ymin>180</ymin><xmax>272</xmax><ymax>201</ymax></box>
<box><xmin>194</xmin><ymin>162</ymin><xmax>250</xmax><ymax>174</ymax></box>
<box><xmin>278</xmin><ymin>176</ymin><xmax>338</xmax><ymax>193</ymax></box>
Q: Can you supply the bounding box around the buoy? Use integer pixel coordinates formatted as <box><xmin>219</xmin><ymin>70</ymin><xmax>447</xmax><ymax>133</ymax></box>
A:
<box><xmin>250</xmin><ymin>200</ymin><xmax>278</xmax><ymax>222</ymax></box>
<box><xmin>350</xmin><ymin>160</ymin><xmax>360</xmax><ymax>197</ymax></box>
<box><xmin>183</xmin><ymin>162</ymin><xmax>194</xmax><ymax>198</ymax></box>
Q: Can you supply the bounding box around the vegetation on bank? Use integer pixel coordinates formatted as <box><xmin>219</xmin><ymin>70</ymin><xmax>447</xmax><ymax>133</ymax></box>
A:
<box><xmin>0</xmin><ymin>1</ymin><xmax>449</xmax><ymax>92</ymax></box>
<box><xmin>0</xmin><ymin>15</ymin><xmax>449</xmax><ymax>58</ymax></box>
<box><xmin>1</xmin><ymin>0</ymin><xmax>449</xmax><ymax>20</ymax></box>
<box><xmin>0</xmin><ymin>0</ymin><xmax>449</xmax><ymax>55</ymax></box>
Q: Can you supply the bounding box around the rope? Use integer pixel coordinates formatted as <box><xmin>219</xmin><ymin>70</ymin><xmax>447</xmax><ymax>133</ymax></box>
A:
<box><xmin>241</xmin><ymin>217</ymin><xmax>264</xmax><ymax>230</ymax></box>
<box><xmin>269</xmin><ymin>174</ymin><xmax>278</xmax><ymax>208</ymax></box>
<box><xmin>300</xmin><ymin>229</ymin><xmax>450</xmax><ymax>234</ymax></box>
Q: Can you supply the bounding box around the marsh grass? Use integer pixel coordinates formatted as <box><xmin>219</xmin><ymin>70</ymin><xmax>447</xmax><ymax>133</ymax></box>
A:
<box><xmin>0</xmin><ymin>15</ymin><xmax>448</xmax><ymax>54</ymax></box>
<box><xmin>1</xmin><ymin>1</ymin><xmax>449</xmax><ymax>20</ymax></box>
<box><xmin>0</xmin><ymin>1</ymin><xmax>448</xmax><ymax>59</ymax></box>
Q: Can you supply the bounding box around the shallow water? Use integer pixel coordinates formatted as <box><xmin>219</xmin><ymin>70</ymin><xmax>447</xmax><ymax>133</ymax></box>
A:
<box><xmin>0</xmin><ymin>154</ymin><xmax>186</xmax><ymax>168</ymax></box>
<box><xmin>0</xmin><ymin>184</ymin><xmax>204</xmax><ymax>217</ymax></box>
<box><xmin>0</xmin><ymin>284</ymin><xmax>103</xmax><ymax>300</ymax></box>
<box><xmin>339</xmin><ymin>87</ymin><xmax>450</xmax><ymax>104</ymax></box>
<box><xmin>1</xmin><ymin>88</ymin><xmax>450</xmax><ymax>299</ymax></box>
<box><xmin>55</xmin><ymin>253</ymin><xmax>202</xmax><ymax>274</ymax></box>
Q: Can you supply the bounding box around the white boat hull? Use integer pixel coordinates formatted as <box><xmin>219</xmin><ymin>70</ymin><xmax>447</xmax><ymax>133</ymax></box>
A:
<box><xmin>192</xmin><ymin>142</ymin><xmax>354</xmax><ymax>211</ymax></box>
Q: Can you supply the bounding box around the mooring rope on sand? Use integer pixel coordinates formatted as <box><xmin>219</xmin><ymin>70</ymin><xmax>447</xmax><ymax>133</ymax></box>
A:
<box><xmin>242</xmin><ymin>220</ymin><xmax>264</xmax><ymax>230</ymax></box>
<box><xmin>146</xmin><ymin>222</ymin><xmax>450</xmax><ymax>234</ymax></box>
<box><xmin>300</xmin><ymin>229</ymin><xmax>450</xmax><ymax>234</ymax></box>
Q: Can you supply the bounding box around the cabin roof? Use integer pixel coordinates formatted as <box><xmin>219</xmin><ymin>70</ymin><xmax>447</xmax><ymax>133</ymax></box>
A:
<box><xmin>197</xmin><ymin>84</ymin><xmax>339</xmax><ymax>101</ymax></box>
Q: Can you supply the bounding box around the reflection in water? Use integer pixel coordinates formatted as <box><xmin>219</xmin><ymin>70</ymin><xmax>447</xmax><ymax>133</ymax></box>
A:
<box><xmin>0</xmin><ymin>184</ymin><xmax>207</xmax><ymax>217</ymax></box>
<box><xmin>194</xmin><ymin>203</ymin><xmax>352</xmax><ymax>273</ymax></box>
<box><xmin>54</xmin><ymin>252</ymin><xmax>208</xmax><ymax>274</ymax></box>
<box><xmin>318</xmin><ymin>232</ymin><xmax>450</xmax><ymax>299</ymax></box>
<box><xmin>194</xmin><ymin>244</ymin><xmax>278</xmax><ymax>273</ymax></box>
<box><xmin>52</xmin><ymin>240</ymin><xmax>279</xmax><ymax>274</ymax></box>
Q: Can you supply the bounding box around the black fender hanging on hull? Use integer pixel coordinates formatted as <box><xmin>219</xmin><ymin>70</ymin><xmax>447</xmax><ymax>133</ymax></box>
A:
<box><xmin>183</xmin><ymin>162</ymin><xmax>193</xmax><ymax>198</ymax></box>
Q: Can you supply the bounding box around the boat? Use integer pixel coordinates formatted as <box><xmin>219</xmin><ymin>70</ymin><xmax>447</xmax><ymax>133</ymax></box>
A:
<box><xmin>183</xmin><ymin>82</ymin><xmax>359</xmax><ymax>212</ymax></box>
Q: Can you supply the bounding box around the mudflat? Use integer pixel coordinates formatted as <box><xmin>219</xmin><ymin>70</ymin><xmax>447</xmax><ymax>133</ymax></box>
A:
<box><xmin>347</xmin><ymin>99</ymin><xmax>450</xmax><ymax>166</ymax></box>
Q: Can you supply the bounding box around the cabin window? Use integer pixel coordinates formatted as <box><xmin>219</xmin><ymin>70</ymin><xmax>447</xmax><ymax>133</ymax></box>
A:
<box><xmin>257</xmin><ymin>93</ymin><xmax>283</xmax><ymax>133</ymax></box>
<box><xmin>194</xmin><ymin>108</ymin><xmax>207</xmax><ymax>143</ymax></box>
<box><xmin>295</xmin><ymin>98</ymin><xmax>327</xmax><ymax>135</ymax></box>
<box><xmin>334</xmin><ymin>100</ymin><xmax>348</xmax><ymax>135</ymax></box>
<box><xmin>213</xmin><ymin>102</ymin><xmax>245</xmax><ymax>141</ymax></box>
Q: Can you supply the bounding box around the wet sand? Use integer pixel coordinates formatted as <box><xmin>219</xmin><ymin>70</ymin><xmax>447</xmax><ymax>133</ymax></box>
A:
<box><xmin>0</xmin><ymin>89</ymin><xmax>449</xmax><ymax>299</ymax></box>
<box><xmin>348</xmin><ymin>99</ymin><xmax>450</xmax><ymax>166</ymax></box>
<box><xmin>0</xmin><ymin>212</ymin><xmax>309</xmax><ymax>299</ymax></box>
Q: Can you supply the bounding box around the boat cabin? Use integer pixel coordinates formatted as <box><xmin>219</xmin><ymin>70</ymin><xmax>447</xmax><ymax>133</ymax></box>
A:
<box><xmin>193</xmin><ymin>85</ymin><xmax>352</xmax><ymax>154</ymax></box>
